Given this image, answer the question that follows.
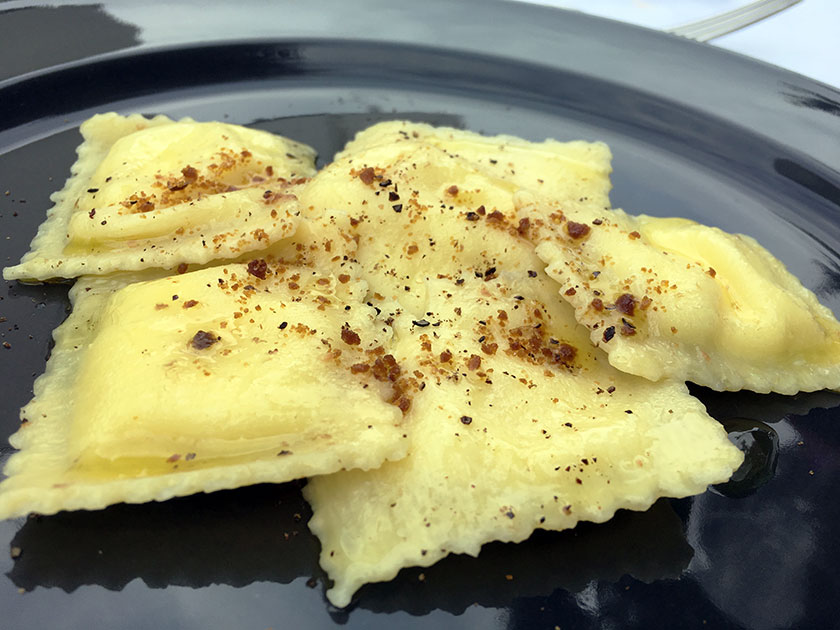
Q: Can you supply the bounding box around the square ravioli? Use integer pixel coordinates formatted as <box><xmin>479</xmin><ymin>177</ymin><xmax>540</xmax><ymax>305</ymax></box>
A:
<box><xmin>299</xmin><ymin>129</ymin><xmax>610</xmax><ymax>318</ymax></box>
<box><xmin>335</xmin><ymin>120</ymin><xmax>613</xmax><ymax>211</ymax></box>
<box><xmin>4</xmin><ymin>113</ymin><xmax>316</xmax><ymax>281</ymax></box>
<box><xmin>346</xmin><ymin>122</ymin><xmax>840</xmax><ymax>394</ymax></box>
<box><xmin>305</xmin><ymin>275</ymin><xmax>743</xmax><ymax>608</ymax></box>
<box><xmin>299</xmin><ymin>133</ymin><xmax>742</xmax><ymax>606</ymax></box>
<box><xmin>0</xmin><ymin>262</ymin><xmax>409</xmax><ymax>519</ymax></box>
<box><xmin>525</xmin><ymin>206</ymin><xmax>840</xmax><ymax>394</ymax></box>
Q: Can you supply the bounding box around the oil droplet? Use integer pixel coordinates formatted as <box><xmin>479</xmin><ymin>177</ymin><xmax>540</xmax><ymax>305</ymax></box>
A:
<box><xmin>713</xmin><ymin>417</ymin><xmax>779</xmax><ymax>498</ymax></box>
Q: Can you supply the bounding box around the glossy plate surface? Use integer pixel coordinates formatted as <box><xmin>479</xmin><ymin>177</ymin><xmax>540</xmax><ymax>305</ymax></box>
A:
<box><xmin>1</xmin><ymin>2</ymin><xmax>839</xmax><ymax>628</ymax></box>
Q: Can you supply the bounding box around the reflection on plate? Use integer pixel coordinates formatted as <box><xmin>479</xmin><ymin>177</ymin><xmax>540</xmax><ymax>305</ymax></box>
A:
<box><xmin>9</xmin><ymin>487</ymin><xmax>691</xmax><ymax>615</ymax></box>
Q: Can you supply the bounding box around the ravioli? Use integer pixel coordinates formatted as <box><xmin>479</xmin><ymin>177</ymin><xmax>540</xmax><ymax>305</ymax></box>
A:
<box><xmin>300</xmin><ymin>134</ymin><xmax>607</xmax><ymax>316</ymax></box>
<box><xmin>2</xmin><ymin>119</ymin><xmax>770</xmax><ymax>607</ymax></box>
<box><xmin>348</xmin><ymin>123</ymin><xmax>840</xmax><ymax>394</ymax></box>
<box><xmin>305</xmin><ymin>276</ymin><xmax>742</xmax><ymax>608</ymax></box>
<box><xmin>335</xmin><ymin>120</ymin><xmax>613</xmax><ymax>211</ymax></box>
<box><xmin>525</xmin><ymin>206</ymin><xmax>840</xmax><ymax>393</ymax></box>
<box><xmin>299</xmin><ymin>139</ymin><xmax>743</xmax><ymax>606</ymax></box>
<box><xmin>0</xmin><ymin>262</ymin><xmax>408</xmax><ymax>519</ymax></box>
<box><xmin>301</xmin><ymin>139</ymin><xmax>524</xmax><ymax>315</ymax></box>
<box><xmin>4</xmin><ymin>113</ymin><xmax>316</xmax><ymax>281</ymax></box>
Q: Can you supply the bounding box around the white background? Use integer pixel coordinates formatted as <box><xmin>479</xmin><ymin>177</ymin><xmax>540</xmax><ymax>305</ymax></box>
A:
<box><xmin>517</xmin><ymin>0</ymin><xmax>840</xmax><ymax>88</ymax></box>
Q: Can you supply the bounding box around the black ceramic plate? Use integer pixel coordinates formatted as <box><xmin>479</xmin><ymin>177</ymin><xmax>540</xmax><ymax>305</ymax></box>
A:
<box><xmin>2</xmin><ymin>2</ymin><xmax>840</xmax><ymax>628</ymax></box>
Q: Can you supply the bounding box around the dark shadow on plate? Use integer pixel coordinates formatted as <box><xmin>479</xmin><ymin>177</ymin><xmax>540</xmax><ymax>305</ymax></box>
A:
<box><xmin>774</xmin><ymin>158</ymin><xmax>840</xmax><ymax>208</ymax></box>
<box><xmin>780</xmin><ymin>83</ymin><xmax>840</xmax><ymax>118</ymax></box>
<box><xmin>8</xmin><ymin>483</ymin><xmax>692</xmax><ymax>620</ymax></box>
<box><xmin>689</xmin><ymin>385</ymin><xmax>840</xmax><ymax>426</ymax></box>
<box><xmin>812</xmin><ymin>259</ymin><xmax>840</xmax><ymax>298</ymax></box>
<box><xmin>686</xmin><ymin>405</ymin><xmax>840</xmax><ymax>630</ymax></box>
<box><xmin>713</xmin><ymin>418</ymin><xmax>779</xmax><ymax>499</ymax></box>
<box><xmin>691</xmin><ymin>388</ymin><xmax>840</xmax><ymax>499</ymax></box>
<box><xmin>7</xmin><ymin>481</ymin><xmax>322</xmax><ymax>592</ymax></box>
<box><xmin>339</xmin><ymin>498</ymin><xmax>692</xmax><ymax>619</ymax></box>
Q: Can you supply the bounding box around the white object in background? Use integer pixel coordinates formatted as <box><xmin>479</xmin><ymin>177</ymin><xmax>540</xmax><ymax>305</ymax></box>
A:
<box><xmin>668</xmin><ymin>0</ymin><xmax>801</xmax><ymax>41</ymax></box>
<box><xmin>515</xmin><ymin>0</ymin><xmax>840</xmax><ymax>88</ymax></box>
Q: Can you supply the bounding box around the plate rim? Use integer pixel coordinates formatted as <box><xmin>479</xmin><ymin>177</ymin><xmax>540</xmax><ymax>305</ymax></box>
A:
<box><xmin>1</xmin><ymin>0</ymin><xmax>839</xmax><ymax>170</ymax></box>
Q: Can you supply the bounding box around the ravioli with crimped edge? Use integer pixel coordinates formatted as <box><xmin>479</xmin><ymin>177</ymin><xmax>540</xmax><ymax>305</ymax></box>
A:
<box><xmin>305</xmin><ymin>277</ymin><xmax>742</xmax><ymax>609</ymax></box>
<box><xmin>0</xmin><ymin>261</ymin><xmax>409</xmax><ymax>519</ymax></box>
<box><xmin>300</xmin><ymin>131</ymin><xmax>743</xmax><ymax>606</ymax></box>
<box><xmin>306</xmin><ymin>278</ymin><xmax>742</xmax><ymax>607</ymax></box>
<box><xmin>299</xmin><ymin>129</ymin><xmax>610</xmax><ymax>316</ymax></box>
<box><xmin>334</xmin><ymin>120</ymin><xmax>613</xmax><ymax>212</ymax></box>
<box><xmin>523</xmin><ymin>205</ymin><xmax>840</xmax><ymax>394</ymax></box>
<box><xmin>352</xmin><ymin>121</ymin><xmax>840</xmax><ymax>395</ymax></box>
<box><xmin>3</xmin><ymin>113</ymin><xmax>316</xmax><ymax>281</ymax></box>
<box><xmin>12</xmin><ymin>117</ymin><xmax>822</xmax><ymax>609</ymax></box>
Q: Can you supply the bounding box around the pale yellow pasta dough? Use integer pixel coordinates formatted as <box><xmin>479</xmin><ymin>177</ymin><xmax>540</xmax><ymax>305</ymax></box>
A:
<box><xmin>300</xmin><ymin>133</ymin><xmax>742</xmax><ymax>606</ymax></box>
<box><xmin>526</xmin><ymin>206</ymin><xmax>840</xmax><ymax>393</ymax></box>
<box><xmin>301</xmin><ymin>135</ymin><xmax>597</xmax><ymax>318</ymax></box>
<box><xmin>341</xmin><ymin>122</ymin><xmax>840</xmax><ymax>394</ymax></box>
<box><xmin>0</xmin><ymin>262</ymin><xmax>408</xmax><ymax>519</ymax></box>
<box><xmin>335</xmin><ymin>120</ymin><xmax>613</xmax><ymax>211</ymax></box>
<box><xmin>4</xmin><ymin>113</ymin><xmax>316</xmax><ymax>281</ymax></box>
<box><xmin>305</xmin><ymin>275</ymin><xmax>742</xmax><ymax>607</ymax></box>
<box><xmin>0</xmin><ymin>120</ymin><xmax>764</xmax><ymax>608</ymax></box>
